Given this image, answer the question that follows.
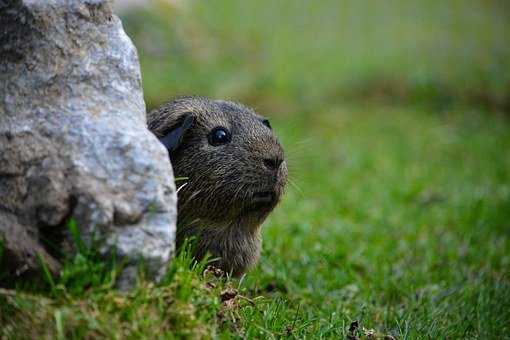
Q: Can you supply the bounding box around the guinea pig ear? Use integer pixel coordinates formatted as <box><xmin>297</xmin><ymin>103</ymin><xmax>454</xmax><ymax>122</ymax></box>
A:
<box><xmin>159</xmin><ymin>114</ymin><xmax>194</xmax><ymax>155</ymax></box>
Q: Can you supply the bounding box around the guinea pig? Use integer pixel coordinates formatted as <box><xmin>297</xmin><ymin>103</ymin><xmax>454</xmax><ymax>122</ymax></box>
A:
<box><xmin>147</xmin><ymin>96</ymin><xmax>287</xmax><ymax>276</ymax></box>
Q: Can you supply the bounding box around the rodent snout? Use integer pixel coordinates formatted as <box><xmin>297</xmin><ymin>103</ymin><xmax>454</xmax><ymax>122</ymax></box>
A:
<box><xmin>263</xmin><ymin>154</ymin><xmax>284</xmax><ymax>171</ymax></box>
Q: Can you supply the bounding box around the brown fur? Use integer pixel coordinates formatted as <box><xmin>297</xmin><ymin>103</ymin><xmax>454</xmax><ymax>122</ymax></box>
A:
<box><xmin>148</xmin><ymin>97</ymin><xmax>287</xmax><ymax>276</ymax></box>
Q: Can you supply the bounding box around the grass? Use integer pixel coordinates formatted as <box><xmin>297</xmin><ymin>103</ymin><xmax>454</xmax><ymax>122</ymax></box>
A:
<box><xmin>2</xmin><ymin>104</ymin><xmax>509</xmax><ymax>338</ymax></box>
<box><xmin>2</xmin><ymin>0</ymin><xmax>510</xmax><ymax>338</ymax></box>
<box><xmin>122</xmin><ymin>0</ymin><xmax>510</xmax><ymax>112</ymax></box>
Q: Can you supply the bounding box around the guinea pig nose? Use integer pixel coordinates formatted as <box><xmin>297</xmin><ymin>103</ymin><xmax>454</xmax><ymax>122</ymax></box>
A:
<box><xmin>263</xmin><ymin>155</ymin><xmax>283</xmax><ymax>171</ymax></box>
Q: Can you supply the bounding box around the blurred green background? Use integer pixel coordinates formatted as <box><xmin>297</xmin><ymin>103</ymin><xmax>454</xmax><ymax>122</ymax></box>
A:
<box><xmin>120</xmin><ymin>0</ymin><xmax>510</xmax><ymax>113</ymax></box>
<box><xmin>117</xmin><ymin>1</ymin><xmax>510</xmax><ymax>337</ymax></box>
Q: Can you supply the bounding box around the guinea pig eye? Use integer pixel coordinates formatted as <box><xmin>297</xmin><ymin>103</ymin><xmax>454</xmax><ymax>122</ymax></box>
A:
<box><xmin>262</xmin><ymin>119</ymin><xmax>272</xmax><ymax>129</ymax></box>
<box><xmin>208</xmin><ymin>126</ymin><xmax>231</xmax><ymax>146</ymax></box>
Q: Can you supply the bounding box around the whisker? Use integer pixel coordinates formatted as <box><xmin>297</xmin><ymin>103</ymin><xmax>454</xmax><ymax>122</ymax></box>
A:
<box><xmin>176</xmin><ymin>182</ymin><xmax>189</xmax><ymax>193</ymax></box>
<box><xmin>285</xmin><ymin>138</ymin><xmax>313</xmax><ymax>153</ymax></box>
<box><xmin>179</xmin><ymin>187</ymin><xmax>203</xmax><ymax>211</ymax></box>
<box><xmin>287</xmin><ymin>178</ymin><xmax>304</xmax><ymax>197</ymax></box>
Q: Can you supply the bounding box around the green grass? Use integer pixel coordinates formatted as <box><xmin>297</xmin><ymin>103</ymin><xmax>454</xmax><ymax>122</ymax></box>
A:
<box><xmin>2</xmin><ymin>1</ymin><xmax>510</xmax><ymax>338</ymax></box>
<box><xmin>122</xmin><ymin>0</ymin><xmax>510</xmax><ymax>112</ymax></box>
<box><xmin>2</xmin><ymin>104</ymin><xmax>509</xmax><ymax>338</ymax></box>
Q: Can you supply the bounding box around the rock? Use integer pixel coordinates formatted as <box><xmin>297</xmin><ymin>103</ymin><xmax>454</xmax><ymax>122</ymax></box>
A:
<box><xmin>0</xmin><ymin>0</ymin><xmax>176</xmax><ymax>288</ymax></box>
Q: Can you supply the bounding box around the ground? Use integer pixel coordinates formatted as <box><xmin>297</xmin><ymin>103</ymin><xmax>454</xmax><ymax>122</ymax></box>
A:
<box><xmin>2</xmin><ymin>104</ymin><xmax>509</xmax><ymax>339</ymax></box>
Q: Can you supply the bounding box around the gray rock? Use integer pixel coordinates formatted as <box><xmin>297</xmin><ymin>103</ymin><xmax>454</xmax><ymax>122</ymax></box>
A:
<box><xmin>0</xmin><ymin>0</ymin><xmax>176</xmax><ymax>288</ymax></box>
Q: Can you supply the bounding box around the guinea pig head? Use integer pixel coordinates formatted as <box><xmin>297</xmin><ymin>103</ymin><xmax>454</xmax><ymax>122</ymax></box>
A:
<box><xmin>148</xmin><ymin>97</ymin><xmax>288</xmax><ymax>230</ymax></box>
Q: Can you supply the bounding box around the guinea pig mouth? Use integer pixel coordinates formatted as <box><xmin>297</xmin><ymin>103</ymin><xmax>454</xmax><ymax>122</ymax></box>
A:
<box><xmin>246</xmin><ymin>191</ymin><xmax>279</xmax><ymax>212</ymax></box>
<box><xmin>240</xmin><ymin>190</ymin><xmax>280</xmax><ymax>217</ymax></box>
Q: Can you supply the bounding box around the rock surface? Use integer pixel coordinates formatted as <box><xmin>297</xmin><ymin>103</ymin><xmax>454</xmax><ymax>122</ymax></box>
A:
<box><xmin>0</xmin><ymin>0</ymin><xmax>176</xmax><ymax>288</ymax></box>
